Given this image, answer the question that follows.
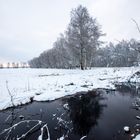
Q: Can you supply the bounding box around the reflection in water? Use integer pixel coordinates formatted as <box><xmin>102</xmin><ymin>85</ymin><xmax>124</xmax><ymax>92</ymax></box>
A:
<box><xmin>0</xmin><ymin>89</ymin><xmax>140</xmax><ymax>140</ymax></box>
<box><xmin>0</xmin><ymin>106</ymin><xmax>45</xmax><ymax>140</ymax></box>
<box><xmin>0</xmin><ymin>109</ymin><xmax>17</xmax><ymax>139</ymax></box>
<box><xmin>66</xmin><ymin>90</ymin><xmax>106</xmax><ymax>136</ymax></box>
<box><xmin>115</xmin><ymin>82</ymin><xmax>140</xmax><ymax>95</ymax></box>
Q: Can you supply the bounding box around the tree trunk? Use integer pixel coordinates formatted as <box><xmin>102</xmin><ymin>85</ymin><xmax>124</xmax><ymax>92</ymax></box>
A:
<box><xmin>80</xmin><ymin>46</ymin><xmax>84</xmax><ymax>70</ymax></box>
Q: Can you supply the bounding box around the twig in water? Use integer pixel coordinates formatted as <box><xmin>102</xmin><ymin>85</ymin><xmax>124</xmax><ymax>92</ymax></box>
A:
<box><xmin>38</xmin><ymin>124</ymin><xmax>50</xmax><ymax>140</ymax></box>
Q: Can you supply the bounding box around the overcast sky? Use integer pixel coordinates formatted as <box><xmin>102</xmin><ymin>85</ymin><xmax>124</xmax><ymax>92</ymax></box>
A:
<box><xmin>0</xmin><ymin>0</ymin><xmax>140</xmax><ymax>62</ymax></box>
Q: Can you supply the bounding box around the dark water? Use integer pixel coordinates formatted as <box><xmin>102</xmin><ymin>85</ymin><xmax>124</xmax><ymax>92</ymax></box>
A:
<box><xmin>0</xmin><ymin>89</ymin><xmax>140</xmax><ymax>140</ymax></box>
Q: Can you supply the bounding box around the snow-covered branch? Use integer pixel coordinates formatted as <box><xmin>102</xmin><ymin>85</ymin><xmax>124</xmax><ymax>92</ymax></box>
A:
<box><xmin>38</xmin><ymin>124</ymin><xmax>50</xmax><ymax>140</ymax></box>
<box><xmin>0</xmin><ymin>120</ymin><xmax>43</xmax><ymax>137</ymax></box>
<box><xmin>17</xmin><ymin>120</ymin><xmax>43</xmax><ymax>140</ymax></box>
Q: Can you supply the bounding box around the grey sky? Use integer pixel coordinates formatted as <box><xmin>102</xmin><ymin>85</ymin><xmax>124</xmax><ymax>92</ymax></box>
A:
<box><xmin>0</xmin><ymin>0</ymin><xmax>140</xmax><ymax>62</ymax></box>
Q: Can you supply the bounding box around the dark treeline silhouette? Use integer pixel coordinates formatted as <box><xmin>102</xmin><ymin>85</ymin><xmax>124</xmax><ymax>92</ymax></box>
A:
<box><xmin>29</xmin><ymin>5</ymin><xmax>140</xmax><ymax>69</ymax></box>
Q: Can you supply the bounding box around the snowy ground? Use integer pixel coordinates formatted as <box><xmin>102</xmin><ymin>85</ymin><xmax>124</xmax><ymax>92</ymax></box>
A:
<box><xmin>0</xmin><ymin>67</ymin><xmax>140</xmax><ymax>110</ymax></box>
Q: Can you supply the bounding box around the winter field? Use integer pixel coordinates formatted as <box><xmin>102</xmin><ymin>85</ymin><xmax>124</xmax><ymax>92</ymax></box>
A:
<box><xmin>0</xmin><ymin>67</ymin><xmax>140</xmax><ymax>111</ymax></box>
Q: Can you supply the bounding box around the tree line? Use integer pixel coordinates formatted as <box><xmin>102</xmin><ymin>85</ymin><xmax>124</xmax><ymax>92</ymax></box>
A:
<box><xmin>29</xmin><ymin>5</ymin><xmax>140</xmax><ymax>69</ymax></box>
<box><xmin>93</xmin><ymin>39</ymin><xmax>140</xmax><ymax>67</ymax></box>
<box><xmin>0</xmin><ymin>62</ymin><xmax>29</xmax><ymax>68</ymax></box>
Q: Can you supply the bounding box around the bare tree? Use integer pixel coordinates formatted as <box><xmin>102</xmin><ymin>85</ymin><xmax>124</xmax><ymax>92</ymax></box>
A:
<box><xmin>0</xmin><ymin>64</ymin><xmax>3</xmax><ymax>69</ymax></box>
<box><xmin>29</xmin><ymin>5</ymin><xmax>104</xmax><ymax>69</ymax></box>
<box><xmin>66</xmin><ymin>5</ymin><xmax>104</xmax><ymax>70</ymax></box>
<box><xmin>7</xmin><ymin>62</ymin><xmax>10</xmax><ymax>68</ymax></box>
<box><xmin>12</xmin><ymin>62</ymin><xmax>15</xmax><ymax>68</ymax></box>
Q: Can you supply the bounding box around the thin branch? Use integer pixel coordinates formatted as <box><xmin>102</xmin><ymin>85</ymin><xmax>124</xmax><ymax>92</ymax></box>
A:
<box><xmin>80</xmin><ymin>136</ymin><xmax>87</xmax><ymax>140</ymax></box>
<box><xmin>6</xmin><ymin>81</ymin><xmax>15</xmax><ymax>107</ymax></box>
<box><xmin>132</xmin><ymin>19</ymin><xmax>140</xmax><ymax>34</ymax></box>
<box><xmin>17</xmin><ymin>121</ymin><xmax>42</xmax><ymax>140</ymax></box>
<box><xmin>0</xmin><ymin>120</ymin><xmax>42</xmax><ymax>136</ymax></box>
<box><xmin>114</xmin><ymin>39</ymin><xmax>122</xmax><ymax>43</ymax></box>
<box><xmin>38</xmin><ymin>124</ymin><xmax>50</xmax><ymax>140</ymax></box>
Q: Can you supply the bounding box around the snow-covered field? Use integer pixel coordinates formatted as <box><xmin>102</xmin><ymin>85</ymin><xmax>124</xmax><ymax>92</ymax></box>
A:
<box><xmin>0</xmin><ymin>67</ymin><xmax>139</xmax><ymax>110</ymax></box>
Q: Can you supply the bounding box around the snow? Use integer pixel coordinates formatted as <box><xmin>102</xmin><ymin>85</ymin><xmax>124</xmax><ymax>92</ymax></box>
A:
<box><xmin>80</xmin><ymin>136</ymin><xmax>87</xmax><ymax>140</ymax></box>
<box><xmin>131</xmin><ymin>134</ymin><xmax>135</xmax><ymax>137</ymax></box>
<box><xmin>57</xmin><ymin>135</ymin><xmax>64</xmax><ymax>140</ymax></box>
<box><xmin>0</xmin><ymin>67</ymin><xmax>139</xmax><ymax>110</ymax></box>
<box><xmin>136</xmin><ymin>116</ymin><xmax>140</xmax><ymax>120</ymax></box>
<box><xmin>124</xmin><ymin>126</ymin><xmax>130</xmax><ymax>132</ymax></box>
<box><xmin>133</xmin><ymin>134</ymin><xmax>140</xmax><ymax>140</ymax></box>
<box><xmin>63</xmin><ymin>103</ymin><xmax>69</xmax><ymax>110</ymax></box>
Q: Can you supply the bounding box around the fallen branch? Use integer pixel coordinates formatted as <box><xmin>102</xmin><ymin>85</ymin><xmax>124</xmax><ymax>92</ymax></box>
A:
<box><xmin>0</xmin><ymin>120</ymin><xmax>43</xmax><ymax>136</ymax></box>
<box><xmin>38</xmin><ymin>124</ymin><xmax>50</xmax><ymax>140</ymax></box>
<box><xmin>17</xmin><ymin>120</ymin><xmax>42</xmax><ymax>140</ymax></box>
